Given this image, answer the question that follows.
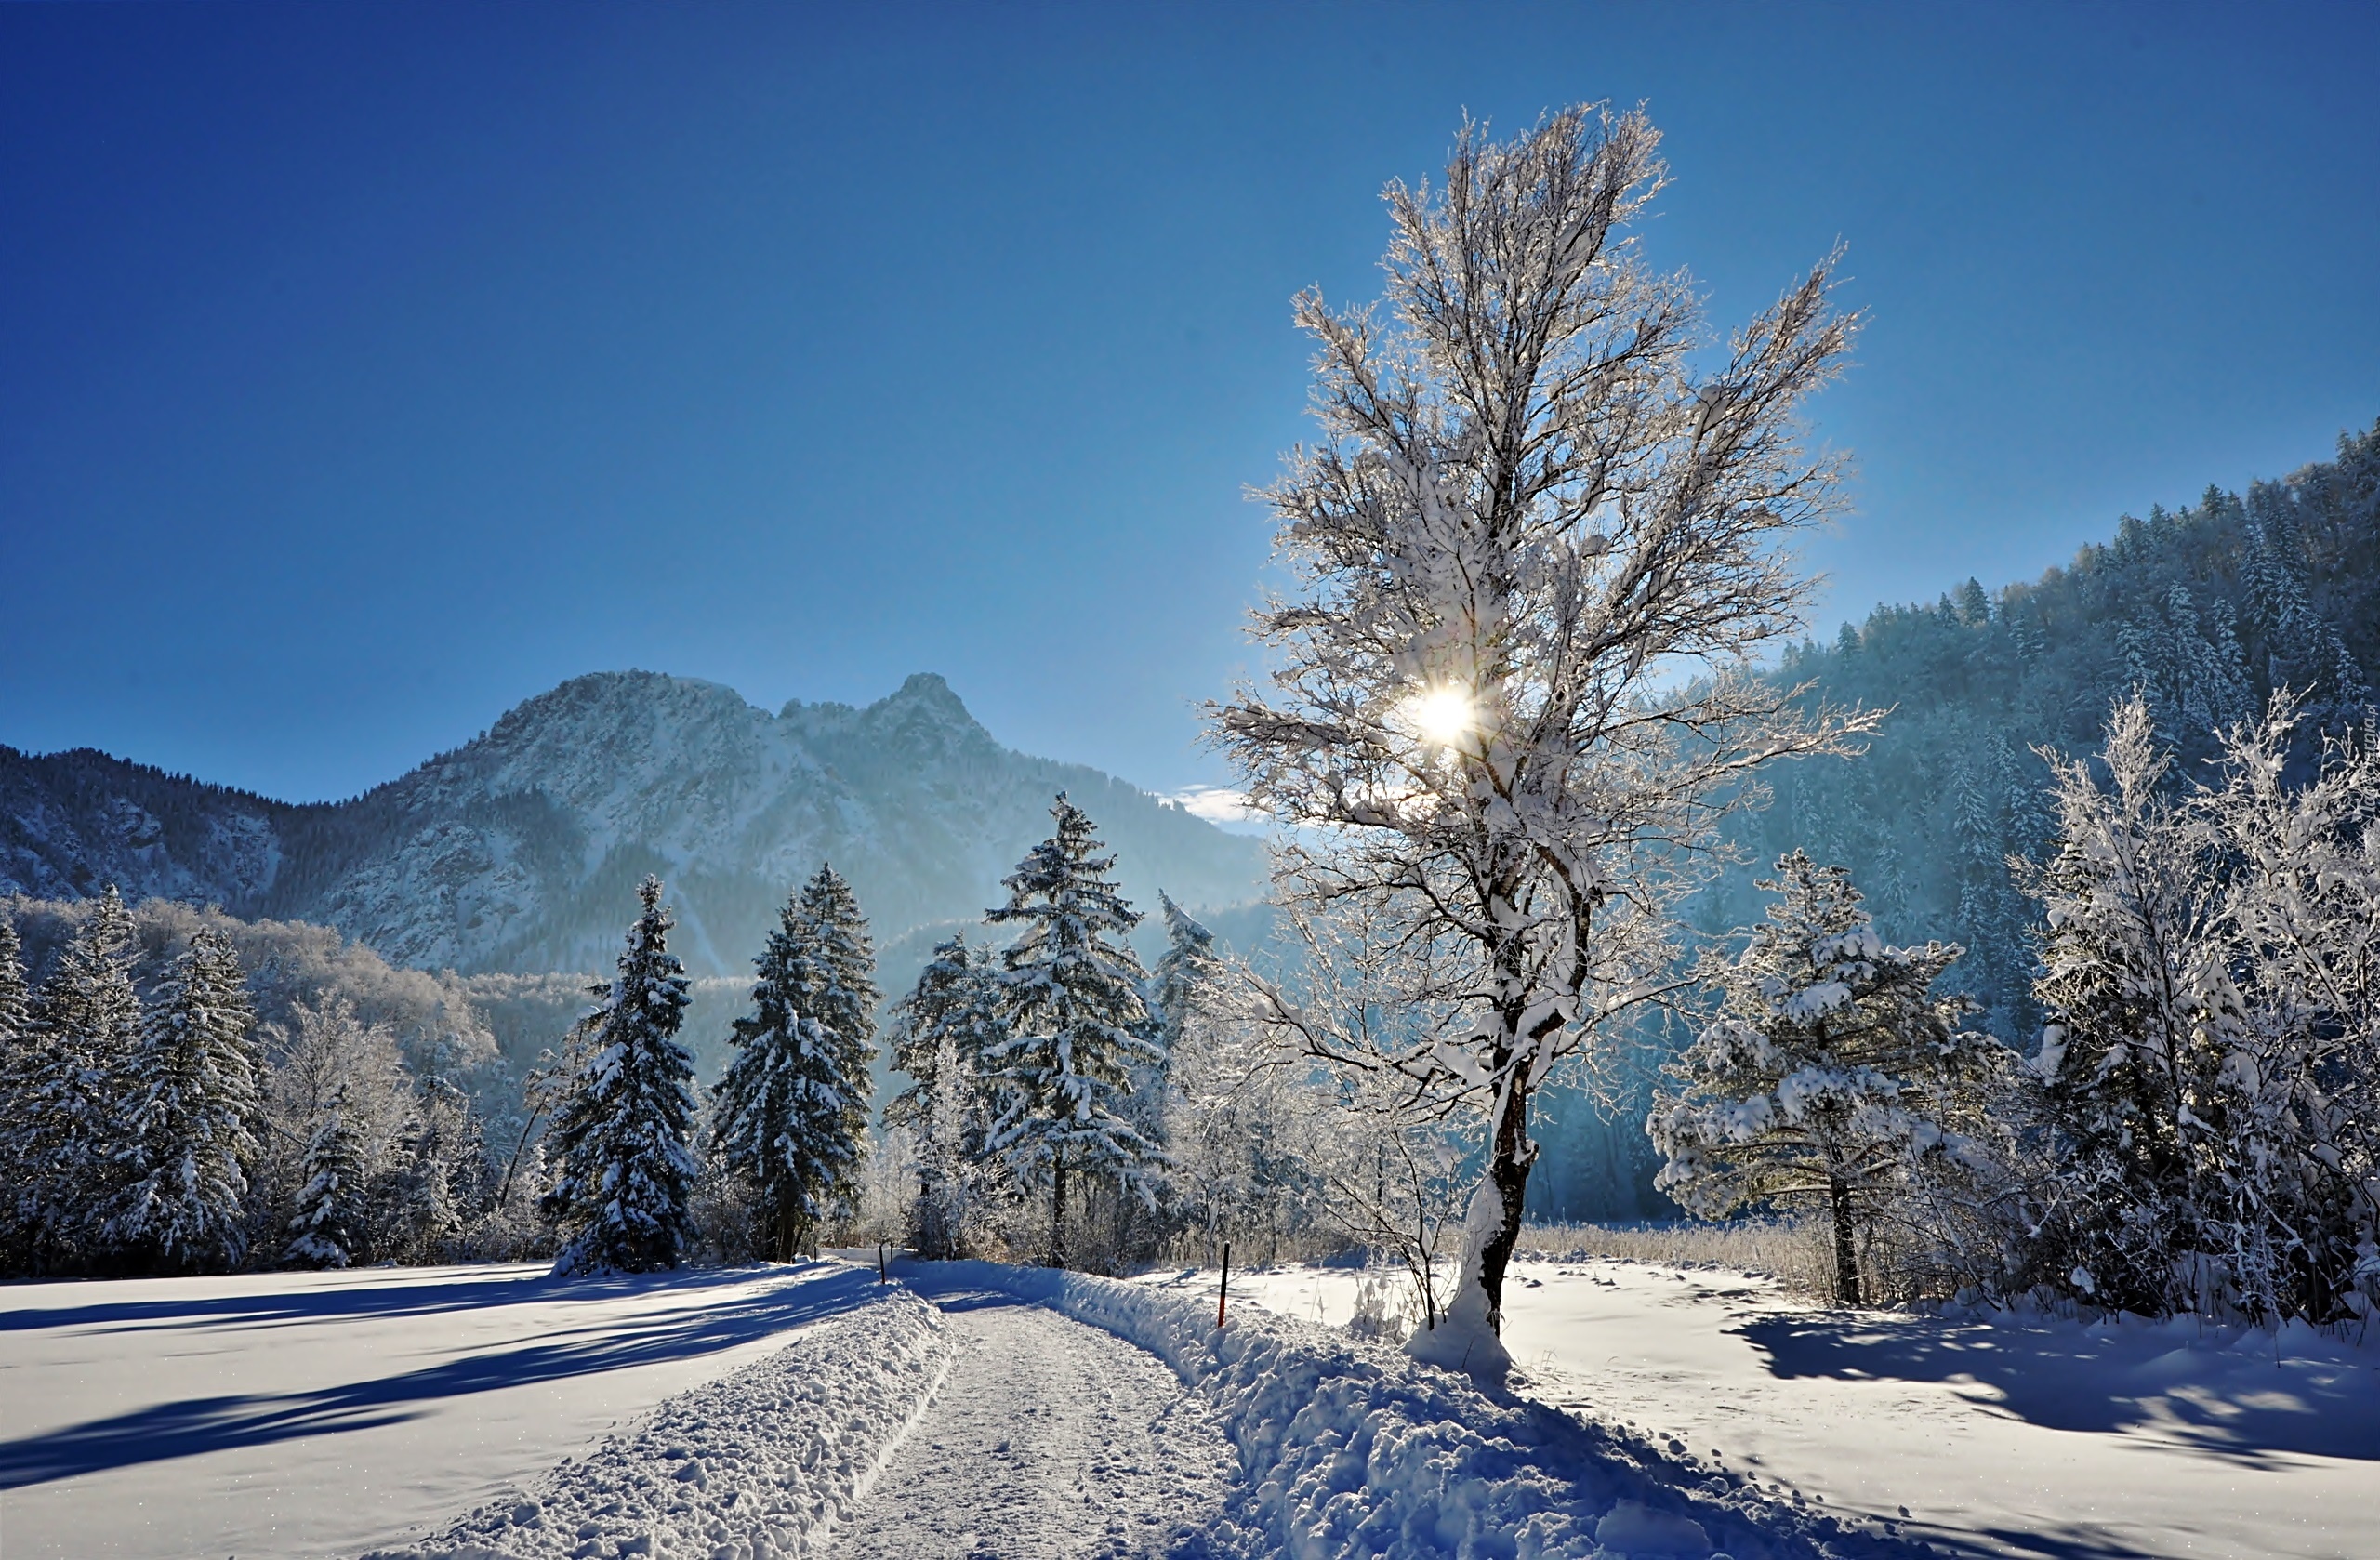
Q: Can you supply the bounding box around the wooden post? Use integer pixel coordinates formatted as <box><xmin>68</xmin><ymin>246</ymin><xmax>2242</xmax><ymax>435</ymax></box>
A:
<box><xmin>1217</xmin><ymin>1241</ymin><xmax>1231</xmax><ymax>1329</ymax></box>
<box><xmin>878</xmin><ymin>1241</ymin><xmax>889</xmax><ymax>1284</ymax></box>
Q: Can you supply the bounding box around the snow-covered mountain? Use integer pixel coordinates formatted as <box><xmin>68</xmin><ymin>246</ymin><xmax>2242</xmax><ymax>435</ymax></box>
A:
<box><xmin>0</xmin><ymin>670</ymin><xmax>1266</xmax><ymax>977</ymax></box>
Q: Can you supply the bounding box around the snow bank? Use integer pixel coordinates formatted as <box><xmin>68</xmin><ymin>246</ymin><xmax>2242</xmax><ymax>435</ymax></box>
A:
<box><xmin>946</xmin><ymin>1261</ymin><xmax>1928</xmax><ymax>1560</ymax></box>
<box><xmin>361</xmin><ymin>1278</ymin><xmax>948</xmax><ymax>1560</ymax></box>
<box><xmin>1228</xmin><ymin>1257</ymin><xmax>2380</xmax><ymax>1560</ymax></box>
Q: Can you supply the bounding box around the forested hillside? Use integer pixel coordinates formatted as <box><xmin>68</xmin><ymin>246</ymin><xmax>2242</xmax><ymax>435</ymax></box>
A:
<box><xmin>1721</xmin><ymin>419</ymin><xmax>2380</xmax><ymax>1038</ymax></box>
<box><xmin>1527</xmin><ymin>420</ymin><xmax>2380</xmax><ymax>1222</ymax></box>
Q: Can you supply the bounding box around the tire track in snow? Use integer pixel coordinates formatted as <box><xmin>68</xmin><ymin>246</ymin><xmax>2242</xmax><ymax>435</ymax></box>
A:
<box><xmin>828</xmin><ymin>1289</ymin><xmax>1230</xmax><ymax>1560</ymax></box>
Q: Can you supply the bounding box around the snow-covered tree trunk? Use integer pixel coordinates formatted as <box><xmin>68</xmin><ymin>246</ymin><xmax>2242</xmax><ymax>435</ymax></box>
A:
<box><xmin>1826</xmin><ymin>1161</ymin><xmax>1861</xmax><ymax>1306</ymax></box>
<box><xmin>1215</xmin><ymin>106</ymin><xmax>1869</xmax><ymax>1363</ymax></box>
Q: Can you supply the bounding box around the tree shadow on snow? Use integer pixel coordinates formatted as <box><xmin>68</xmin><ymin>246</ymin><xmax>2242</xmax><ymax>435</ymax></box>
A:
<box><xmin>0</xmin><ymin>1262</ymin><xmax>814</xmax><ymax>1338</ymax></box>
<box><xmin>1734</xmin><ymin>1310</ymin><xmax>2380</xmax><ymax>1467</ymax></box>
<box><xmin>0</xmin><ymin>1263</ymin><xmax>877</xmax><ymax>1489</ymax></box>
<box><xmin>1937</xmin><ymin>1519</ymin><xmax>2222</xmax><ymax>1560</ymax></box>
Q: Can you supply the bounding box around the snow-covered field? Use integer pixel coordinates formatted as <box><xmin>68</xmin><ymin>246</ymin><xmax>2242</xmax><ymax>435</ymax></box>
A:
<box><xmin>6</xmin><ymin>1253</ymin><xmax>1910</xmax><ymax>1560</ymax></box>
<box><xmin>1205</xmin><ymin>1258</ymin><xmax>2380</xmax><ymax>1560</ymax></box>
<box><xmin>16</xmin><ymin>1251</ymin><xmax>2369</xmax><ymax>1560</ymax></box>
<box><xmin>0</xmin><ymin>1261</ymin><xmax>891</xmax><ymax>1559</ymax></box>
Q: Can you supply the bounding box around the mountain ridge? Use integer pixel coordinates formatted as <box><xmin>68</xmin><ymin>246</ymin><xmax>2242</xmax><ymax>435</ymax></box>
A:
<box><xmin>0</xmin><ymin>669</ymin><xmax>1267</xmax><ymax>978</ymax></box>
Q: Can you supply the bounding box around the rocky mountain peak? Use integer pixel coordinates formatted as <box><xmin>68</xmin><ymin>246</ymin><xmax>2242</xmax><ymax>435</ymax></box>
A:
<box><xmin>2</xmin><ymin>671</ymin><xmax>1266</xmax><ymax>980</ymax></box>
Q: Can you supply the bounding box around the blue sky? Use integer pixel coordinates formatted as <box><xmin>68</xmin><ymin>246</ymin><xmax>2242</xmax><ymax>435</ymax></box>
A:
<box><xmin>4</xmin><ymin>1</ymin><xmax>2374</xmax><ymax>805</ymax></box>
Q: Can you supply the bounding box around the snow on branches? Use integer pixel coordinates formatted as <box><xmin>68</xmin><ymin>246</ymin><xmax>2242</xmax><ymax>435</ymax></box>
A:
<box><xmin>886</xmin><ymin>933</ymin><xmax>1007</xmax><ymax>1258</ymax></box>
<box><xmin>2023</xmin><ymin>692</ymin><xmax>2380</xmax><ymax>1323</ymax></box>
<box><xmin>714</xmin><ymin>864</ymin><xmax>879</xmax><ymax>1262</ymax></box>
<box><xmin>283</xmin><ymin>1082</ymin><xmax>366</xmax><ymax>1269</ymax></box>
<box><xmin>108</xmin><ymin>928</ymin><xmax>261</xmax><ymax>1273</ymax></box>
<box><xmin>984</xmin><ymin>794</ymin><xmax>1164</xmax><ymax>1269</ymax></box>
<box><xmin>546</xmin><ymin>876</ymin><xmax>699</xmax><ymax>1277</ymax></box>
<box><xmin>1649</xmin><ymin>853</ymin><xmax>2012</xmax><ymax>1304</ymax></box>
<box><xmin>1213</xmin><ymin>102</ymin><xmax>1874</xmax><ymax>1349</ymax></box>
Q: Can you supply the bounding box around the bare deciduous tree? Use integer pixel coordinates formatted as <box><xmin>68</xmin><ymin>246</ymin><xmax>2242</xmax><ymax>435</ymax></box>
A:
<box><xmin>1214</xmin><ymin>104</ymin><xmax>1872</xmax><ymax>1365</ymax></box>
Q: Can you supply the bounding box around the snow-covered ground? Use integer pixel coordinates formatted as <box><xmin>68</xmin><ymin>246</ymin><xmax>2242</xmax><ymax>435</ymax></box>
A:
<box><xmin>835</xmin><ymin>1269</ymin><xmax>1233</xmax><ymax>1560</ymax></box>
<box><xmin>8</xmin><ymin>1252</ymin><xmax>1906</xmax><ymax>1560</ymax></box>
<box><xmin>981</xmin><ymin>1258</ymin><xmax>1915</xmax><ymax>1560</ymax></box>
<box><xmin>1202</xmin><ymin>1257</ymin><xmax>2380</xmax><ymax>1560</ymax></box>
<box><xmin>0</xmin><ymin>1261</ymin><xmax>889</xmax><ymax>1560</ymax></box>
<box><xmin>22</xmin><ymin>1249</ymin><xmax>2362</xmax><ymax>1560</ymax></box>
<box><xmin>367</xmin><ymin>1277</ymin><xmax>949</xmax><ymax>1560</ymax></box>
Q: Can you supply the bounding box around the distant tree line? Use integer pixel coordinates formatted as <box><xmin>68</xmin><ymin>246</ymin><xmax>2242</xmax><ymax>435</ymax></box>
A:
<box><xmin>1524</xmin><ymin>420</ymin><xmax>2380</xmax><ymax>1228</ymax></box>
<box><xmin>0</xmin><ymin>889</ymin><xmax>537</xmax><ymax>1276</ymax></box>
<box><xmin>0</xmin><ymin>786</ymin><xmax>1362</xmax><ymax>1284</ymax></box>
<box><xmin>1723</xmin><ymin>419</ymin><xmax>2380</xmax><ymax>1039</ymax></box>
<box><xmin>1649</xmin><ymin>689</ymin><xmax>2380</xmax><ymax>1326</ymax></box>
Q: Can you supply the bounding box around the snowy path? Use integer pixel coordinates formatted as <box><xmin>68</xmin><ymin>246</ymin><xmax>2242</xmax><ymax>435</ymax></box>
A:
<box><xmin>1208</xmin><ymin>1258</ymin><xmax>2380</xmax><ymax>1560</ymax></box>
<box><xmin>831</xmin><ymin>1277</ymin><xmax>1231</xmax><ymax>1560</ymax></box>
<box><xmin>0</xmin><ymin>1261</ymin><xmax>881</xmax><ymax>1560</ymax></box>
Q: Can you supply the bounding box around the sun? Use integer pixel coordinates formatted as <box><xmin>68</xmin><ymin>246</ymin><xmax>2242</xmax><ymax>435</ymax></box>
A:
<box><xmin>1401</xmin><ymin>685</ymin><xmax>1475</xmax><ymax>750</ymax></box>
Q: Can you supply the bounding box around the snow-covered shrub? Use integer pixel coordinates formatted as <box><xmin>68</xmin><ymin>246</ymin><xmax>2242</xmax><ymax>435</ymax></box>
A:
<box><xmin>2017</xmin><ymin>692</ymin><xmax>2380</xmax><ymax>1324</ymax></box>
<box><xmin>1650</xmin><ymin>853</ymin><xmax>2017</xmax><ymax>1305</ymax></box>
<box><xmin>1343</xmin><ymin>1268</ymin><xmax>1421</xmax><ymax>1343</ymax></box>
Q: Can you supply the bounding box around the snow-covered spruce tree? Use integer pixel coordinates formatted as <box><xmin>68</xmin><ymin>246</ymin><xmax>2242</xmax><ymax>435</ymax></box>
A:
<box><xmin>545</xmin><ymin>876</ymin><xmax>699</xmax><ymax>1276</ymax></box>
<box><xmin>2018</xmin><ymin>695</ymin><xmax>2235</xmax><ymax>1315</ymax></box>
<box><xmin>0</xmin><ymin>915</ymin><xmax>34</xmax><ymax>1269</ymax></box>
<box><xmin>714</xmin><ymin>865</ymin><xmax>879</xmax><ymax>1262</ymax></box>
<box><xmin>985</xmin><ymin>794</ymin><xmax>1164</xmax><ymax>1269</ymax></box>
<box><xmin>1212</xmin><ymin>105</ymin><xmax>1869</xmax><ymax>1365</ymax></box>
<box><xmin>886</xmin><ymin>934</ymin><xmax>999</xmax><ymax>1136</ymax></box>
<box><xmin>283</xmin><ymin>1083</ymin><xmax>366</xmax><ymax>1269</ymax></box>
<box><xmin>106</xmin><ymin>929</ymin><xmax>261</xmax><ymax>1275</ymax></box>
<box><xmin>1647</xmin><ymin>853</ymin><xmax>2012</xmax><ymax>1305</ymax></box>
<box><xmin>884</xmin><ymin>933</ymin><xmax>1004</xmax><ymax>1258</ymax></box>
<box><xmin>13</xmin><ymin>887</ymin><xmax>146</xmax><ymax>1272</ymax></box>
